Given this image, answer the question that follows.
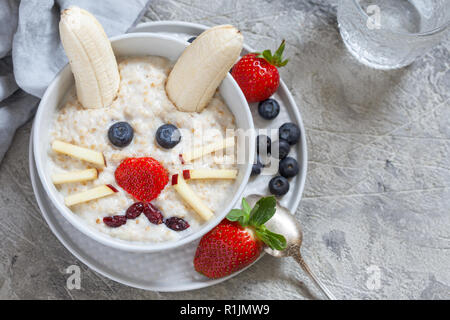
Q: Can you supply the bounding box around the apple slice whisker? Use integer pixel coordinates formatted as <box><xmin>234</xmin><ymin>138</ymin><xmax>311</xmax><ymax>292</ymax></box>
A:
<box><xmin>171</xmin><ymin>174</ymin><xmax>214</xmax><ymax>221</ymax></box>
<box><xmin>180</xmin><ymin>137</ymin><xmax>235</xmax><ymax>163</ymax></box>
<box><xmin>64</xmin><ymin>184</ymin><xmax>118</xmax><ymax>207</ymax></box>
<box><xmin>52</xmin><ymin>140</ymin><xmax>106</xmax><ymax>167</ymax></box>
<box><xmin>182</xmin><ymin>169</ymin><xmax>237</xmax><ymax>180</ymax></box>
<box><xmin>52</xmin><ymin>168</ymin><xmax>98</xmax><ymax>184</ymax></box>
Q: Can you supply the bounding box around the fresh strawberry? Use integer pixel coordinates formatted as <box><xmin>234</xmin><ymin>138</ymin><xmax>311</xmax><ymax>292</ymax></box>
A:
<box><xmin>194</xmin><ymin>196</ymin><xmax>286</xmax><ymax>279</ymax></box>
<box><xmin>231</xmin><ymin>40</ymin><xmax>288</xmax><ymax>103</ymax></box>
<box><xmin>114</xmin><ymin>157</ymin><xmax>168</xmax><ymax>202</ymax></box>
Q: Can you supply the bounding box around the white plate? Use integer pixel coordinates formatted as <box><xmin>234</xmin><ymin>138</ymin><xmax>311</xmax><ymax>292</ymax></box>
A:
<box><xmin>29</xmin><ymin>21</ymin><xmax>307</xmax><ymax>291</ymax></box>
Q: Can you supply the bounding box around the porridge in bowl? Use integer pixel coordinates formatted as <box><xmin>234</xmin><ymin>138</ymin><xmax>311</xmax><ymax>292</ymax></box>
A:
<box><xmin>49</xmin><ymin>56</ymin><xmax>239</xmax><ymax>242</ymax></box>
<box><xmin>47</xmin><ymin>7</ymin><xmax>246</xmax><ymax>245</ymax></box>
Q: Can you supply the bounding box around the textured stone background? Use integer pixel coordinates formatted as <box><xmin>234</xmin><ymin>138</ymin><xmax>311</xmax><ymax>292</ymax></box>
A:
<box><xmin>0</xmin><ymin>0</ymin><xmax>449</xmax><ymax>299</ymax></box>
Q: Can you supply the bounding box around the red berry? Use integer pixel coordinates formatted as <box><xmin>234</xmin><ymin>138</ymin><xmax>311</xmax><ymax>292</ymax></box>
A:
<box><xmin>144</xmin><ymin>203</ymin><xmax>164</xmax><ymax>225</ymax></box>
<box><xmin>231</xmin><ymin>41</ymin><xmax>288</xmax><ymax>103</ymax></box>
<box><xmin>125</xmin><ymin>202</ymin><xmax>145</xmax><ymax>219</ymax></box>
<box><xmin>232</xmin><ymin>54</ymin><xmax>279</xmax><ymax>102</ymax></box>
<box><xmin>165</xmin><ymin>217</ymin><xmax>190</xmax><ymax>231</ymax></box>
<box><xmin>193</xmin><ymin>219</ymin><xmax>263</xmax><ymax>279</ymax></box>
<box><xmin>115</xmin><ymin>157</ymin><xmax>169</xmax><ymax>202</ymax></box>
<box><xmin>103</xmin><ymin>215</ymin><xmax>127</xmax><ymax>228</ymax></box>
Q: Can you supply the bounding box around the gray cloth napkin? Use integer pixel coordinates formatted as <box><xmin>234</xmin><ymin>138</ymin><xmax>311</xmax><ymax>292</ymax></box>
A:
<box><xmin>0</xmin><ymin>0</ymin><xmax>150</xmax><ymax>162</ymax></box>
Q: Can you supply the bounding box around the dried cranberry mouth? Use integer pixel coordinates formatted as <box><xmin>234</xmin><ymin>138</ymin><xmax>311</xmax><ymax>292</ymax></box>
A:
<box><xmin>104</xmin><ymin>202</ymin><xmax>190</xmax><ymax>232</ymax></box>
<box><xmin>125</xmin><ymin>202</ymin><xmax>145</xmax><ymax>219</ymax></box>
<box><xmin>165</xmin><ymin>217</ymin><xmax>190</xmax><ymax>231</ymax></box>
<box><xmin>143</xmin><ymin>203</ymin><xmax>164</xmax><ymax>225</ymax></box>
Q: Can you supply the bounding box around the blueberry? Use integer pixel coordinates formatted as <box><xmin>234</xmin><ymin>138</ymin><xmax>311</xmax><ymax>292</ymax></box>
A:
<box><xmin>258</xmin><ymin>99</ymin><xmax>280</xmax><ymax>120</ymax></box>
<box><xmin>156</xmin><ymin>124</ymin><xmax>181</xmax><ymax>149</ymax></box>
<box><xmin>108</xmin><ymin>122</ymin><xmax>134</xmax><ymax>147</ymax></box>
<box><xmin>279</xmin><ymin>157</ymin><xmax>299</xmax><ymax>178</ymax></box>
<box><xmin>279</xmin><ymin>122</ymin><xmax>300</xmax><ymax>145</ymax></box>
<box><xmin>251</xmin><ymin>157</ymin><xmax>264</xmax><ymax>176</ymax></box>
<box><xmin>269</xmin><ymin>176</ymin><xmax>290</xmax><ymax>196</ymax></box>
<box><xmin>187</xmin><ymin>36</ymin><xmax>197</xmax><ymax>43</ymax></box>
<box><xmin>251</xmin><ymin>163</ymin><xmax>262</xmax><ymax>176</ymax></box>
<box><xmin>256</xmin><ymin>135</ymin><xmax>271</xmax><ymax>155</ymax></box>
<box><xmin>273</xmin><ymin>139</ymin><xmax>291</xmax><ymax>159</ymax></box>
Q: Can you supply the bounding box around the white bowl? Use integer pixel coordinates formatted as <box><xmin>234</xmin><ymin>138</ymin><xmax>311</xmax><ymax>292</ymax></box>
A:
<box><xmin>33</xmin><ymin>33</ymin><xmax>255</xmax><ymax>253</ymax></box>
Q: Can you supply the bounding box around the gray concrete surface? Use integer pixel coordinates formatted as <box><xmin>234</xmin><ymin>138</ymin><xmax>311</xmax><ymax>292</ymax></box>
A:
<box><xmin>0</xmin><ymin>0</ymin><xmax>449</xmax><ymax>299</ymax></box>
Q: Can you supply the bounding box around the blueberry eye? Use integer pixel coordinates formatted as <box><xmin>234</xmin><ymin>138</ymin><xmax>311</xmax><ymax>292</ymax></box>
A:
<box><xmin>156</xmin><ymin>124</ymin><xmax>181</xmax><ymax>149</ymax></box>
<box><xmin>108</xmin><ymin>121</ymin><xmax>134</xmax><ymax>147</ymax></box>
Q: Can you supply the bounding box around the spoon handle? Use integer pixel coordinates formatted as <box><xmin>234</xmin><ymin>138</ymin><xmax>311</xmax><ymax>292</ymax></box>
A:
<box><xmin>292</xmin><ymin>252</ymin><xmax>337</xmax><ymax>300</ymax></box>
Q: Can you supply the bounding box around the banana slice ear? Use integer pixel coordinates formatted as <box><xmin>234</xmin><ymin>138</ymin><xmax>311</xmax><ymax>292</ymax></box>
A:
<box><xmin>59</xmin><ymin>6</ymin><xmax>120</xmax><ymax>109</ymax></box>
<box><xmin>166</xmin><ymin>25</ymin><xmax>243</xmax><ymax>113</ymax></box>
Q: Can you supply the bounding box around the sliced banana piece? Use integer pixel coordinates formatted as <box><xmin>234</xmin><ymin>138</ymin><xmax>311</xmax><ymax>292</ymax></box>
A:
<box><xmin>166</xmin><ymin>25</ymin><xmax>243</xmax><ymax>113</ymax></box>
<box><xmin>59</xmin><ymin>6</ymin><xmax>120</xmax><ymax>109</ymax></box>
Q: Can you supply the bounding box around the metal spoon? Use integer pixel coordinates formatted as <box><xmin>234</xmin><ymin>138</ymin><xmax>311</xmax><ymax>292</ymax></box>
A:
<box><xmin>246</xmin><ymin>195</ymin><xmax>337</xmax><ymax>300</ymax></box>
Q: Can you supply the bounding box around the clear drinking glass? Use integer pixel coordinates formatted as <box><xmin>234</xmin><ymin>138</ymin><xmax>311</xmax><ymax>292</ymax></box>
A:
<box><xmin>337</xmin><ymin>0</ymin><xmax>450</xmax><ymax>69</ymax></box>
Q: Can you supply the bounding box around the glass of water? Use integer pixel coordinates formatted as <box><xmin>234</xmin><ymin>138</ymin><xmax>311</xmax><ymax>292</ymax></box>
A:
<box><xmin>337</xmin><ymin>0</ymin><xmax>450</xmax><ymax>69</ymax></box>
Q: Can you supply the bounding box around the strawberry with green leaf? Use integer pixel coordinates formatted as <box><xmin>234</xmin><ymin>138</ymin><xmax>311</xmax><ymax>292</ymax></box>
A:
<box><xmin>194</xmin><ymin>196</ymin><xmax>287</xmax><ymax>279</ymax></box>
<box><xmin>231</xmin><ymin>40</ymin><xmax>289</xmax><ymax>102</ymax></box>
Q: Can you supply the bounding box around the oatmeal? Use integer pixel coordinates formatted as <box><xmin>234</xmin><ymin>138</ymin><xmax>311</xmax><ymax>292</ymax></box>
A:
<box><xmin>48</xmin><ymin>56</ymin><xmax>237</xmax><ymax>242</ymax></box>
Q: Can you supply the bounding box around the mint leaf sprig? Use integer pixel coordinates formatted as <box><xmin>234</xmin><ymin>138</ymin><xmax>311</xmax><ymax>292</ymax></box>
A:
<box><xmin>227</xmin><ymin>196</ymin><xmax>287</xmax><ymax>251</ymax></box>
